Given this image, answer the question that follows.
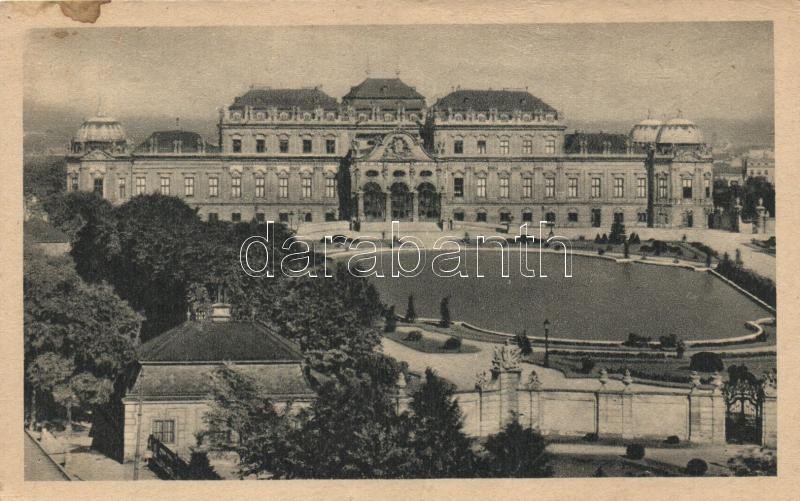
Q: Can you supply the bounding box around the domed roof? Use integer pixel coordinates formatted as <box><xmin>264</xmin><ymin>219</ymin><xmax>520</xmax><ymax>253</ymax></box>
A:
<box><xmin>73</xmin><ymin>115</ymin><xmax>127</xmax><ymax>143</ymax></box>
<box><xmin>656</xmin><ymin>117</ymin><xmax>703</xmax><ymax>145</ymax></box>
<box><xmin>629</xmin><ymin>118</ymin><xmax>664</xmax><ymax>144</ymax></box>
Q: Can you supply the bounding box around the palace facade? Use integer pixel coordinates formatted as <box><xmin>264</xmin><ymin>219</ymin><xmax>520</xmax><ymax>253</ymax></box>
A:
<box><xmin>66</xmin><ymin>78</ymin><xmax>714</xmax><ymax>229</ymax></box>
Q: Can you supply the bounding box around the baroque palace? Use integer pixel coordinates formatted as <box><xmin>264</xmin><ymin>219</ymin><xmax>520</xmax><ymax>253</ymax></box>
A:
<box><xmin>66</xmin><ymin>77</ymin><xmax>714</xmax><ymax>229</ymax></box>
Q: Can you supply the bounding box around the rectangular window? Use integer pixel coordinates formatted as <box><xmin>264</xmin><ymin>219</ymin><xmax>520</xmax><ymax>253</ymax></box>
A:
<box><xmin>591</xmin><ymin>208</ymin><xmax>602</xmax><ymax>227</ymax></box>
<box><xmin>279</xmin><ymin>177</ymin><xmax>289</xmax><ymax>198</ymax></box>
<box><xmin>545</xmin><ymin>138</ymin><xmax>556</xmax><ymax>155</ymax></box>
<box><xmin>522</xmin><ymin>177</ymin><xmax>532</xmax><ymax>198</ymax></box>
<box><xmin>326</xmin><ymin>139</ymin><xmax>336</xmax><ymax>154</ymax></box>
<box><xmin>118</xmin><ymin>178</ymin><xmax>126</xmax><ymax>199</ymax></box>
<box><xmin>476</xmin><ymin>177</ymin><xmax>487</xmax><ymax>198</ymax></box>
<box><xmin>231</xmin><ymin>212</ymin><xmax>241</xmax><ymax>223</ymax></box>
<box><xmin>207</xmin><ymin>212</ymin><xmax>218</xmax><ymax>223</ymax></box>
<box><xmin>704</xmin><ymin>178</ymin><xmax>711</xmax><ymax>198</ymax></box>
<box><xmin>301</xmin><ymin>177</ymin><xmax>312</xmax><ymax>198</ymax></box>
<box><xmin>568</xmin><ymin>177</ymin><xmax>578</xmax><ymax>198</ymax></box>
<box><xmin>613</xmin><ymin>178</ymin><xmax>624</xmax><ymax>198</ymax></box>
<box><xmin>71</xmin><ymin>176</ymin><xmax>79</xmax><ymax>192</ymax></box>
<box><xmin>255</xmin><ymin>212</ymin><xmax>265</xmax><ymax>223</ymax></box>
<box><xmin>325</xmin><ymin>177</ymin><xmax>337</xmax><ymax>198</ymax></box>
<box><xmin>256</xmin><ymin>138</ymin><xmax>266</xmax><ymax>153</ymax></box>
<box><xmin>279</xmin><ymin>212</ymin><xmax>289</xmax><ymax>222</ymax></box>
<box><xmin>545</xmin><ymin>211</ymin><xmax>556</xmax><ymax>223</ymax></box>
<box><xmin>279</xmin><ymin>138</ymin><xmax>289</xmax><ymax>153</ymax></box>
<box><xmin>499</xmin><ymin>177</ymin><xmax>509</xmax><ymax>198</ymax></box>
<box><xmin>184</xmin><ymin>177</ymin><xmax>194</xmax><ymax>197</ymax></box>
<box><xmin>591</xmin><ymin>177</ymin><xmax>601</xmax><ymax>198</ymax></box>
<box><xmin>136</xmin><ymin>176</ymin><xmax>146</xmax><ymax>195</ymax></box>
<box><xmin>637</xmin><ymin>178</ymin><xmax>646</xmax><ymax>198</ymax></box>
<box><xmin>208</xmin><ymin>177</ymin><xmax>219</xmax><ymax>197</ymax></box>
<box><xmin>568</xmin><ymin>212</ymin><xmax>579</xmax><ymax>223</ymax></box>
<box><xmin>454</xmin><ymin>140</ymin><xmax>463</xmax><ymax>154</ymax></box>
<box><xmin>255</xmin><ymin>177</ymin><xmax>265</xmax><ymax>198</ymax></box>
<box><xmin>152</xmin><ymin>419</ymin><xmax>175</xmax><ymax>444</ymax></box>
<box><xmin>658</xmin><ymin>178</ymin><xmax>667</xmax><ymax>199</ymax></box>
<box><xmin>544</xmin><ymin>177</ymin><xmax>555</xmax><ymax>198</ymax></box>
<box><xmin>682</xmin><ymin>178</ymin><xmax>693</xmax><ymax>199</ymax></box>
<box><xmin>93</xmin><ymin>178</ymin><xmax>104</xmax><ymax>195</ymax></box>
<box><xmin>302</xmin><ymin>139</ymin><xmax>312</xmax><ymax>153</ymax></box>
<box><xmin>477</xmin><ymin>140</ymin><xmax>487</xmax><ymax>154</ymax></box>
<box><xmin>522</xmin><ymin>211</ymin><xmax>533</xmax><ymax>222</ymax></box>
<box><xmin>454</xmin><ymin>211</ymin><xmax>465</xmax><ymax>222</ymax></box>
<box><xmin>614</xmin><ymin>212</ymin><xmax>624</xmax><ymax>223</ymax></box>
<box><xmin>476</xmin><ymin>212</ymin><xmax>487</xmax><ymax>222</ymax></box>
<box><xmin>231</xmin><ymin>177</ymin><xmax>241</xmax><ymax>198</ymax></box>
<box><xmin>637</xmin><ymin>212</ymin><xmax>648</xmax><ymax>223</ymax></box>
<box><xmin>499</xmin><ymin>139</ymin><xmax>509</xmax><ymax>155</ymax></box>
<box><xmin>453</xmin><ymin>177</ymin><xmax>464</xmax><ymax>197</ymax></box>
<box><xmin>232</xmin><ymin>138</ymin><xmax>242</xmax><ymax>153</ymax></box>
<box><xmin>522</xmin><ymin>139</ymin><xmax>533</xmax><ymax>155</ymax></box>
<box><xmin>500</xmin><ymin>212</ymin><xmax>511</xmax><ymax>222</ymax></box>
<box><xmin>160</xmin><ymin>177</ymin><xmax>170</xmax><ymax>196</ymax></box>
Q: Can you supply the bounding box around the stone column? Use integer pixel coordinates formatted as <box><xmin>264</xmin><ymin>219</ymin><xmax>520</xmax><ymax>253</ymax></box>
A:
<box><xmin>496</xmin><ymin>366</ymin><xmax>521</xmax><ymax>428</ymax></box>
<box><xmin>710</xmin><ymin>372</ymin><xmax>726</xmax><ymax>444</ymax></box>
<box><xmin>620</xmin><ymin>370</ymin><xmax>635</xmax><ymax>440</ymax></box>
<box><xmin>411</xmin><ymin>192</ymin><xmax>418</xmax><ymax>222</ymax></box>
<box><xmin>761</xmin><ymin>373</ymin><xmax>777</xmax><ymax>448</ymax></box>
<box><xmin>385</xmin><ymin>192</ymin><xmax>392</xmax><ymax>222</ymax></box>
<box><xmin>357</xmin><ymin>191</ymin><xmax>364</xmax><ymax>221</ymax></box>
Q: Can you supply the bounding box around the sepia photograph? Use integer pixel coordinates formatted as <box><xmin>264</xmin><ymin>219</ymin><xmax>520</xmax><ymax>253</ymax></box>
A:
<box><xmin>10</xmin><ymin>4</ymin><xmax>786</xmax><ymax>491</ymax></box>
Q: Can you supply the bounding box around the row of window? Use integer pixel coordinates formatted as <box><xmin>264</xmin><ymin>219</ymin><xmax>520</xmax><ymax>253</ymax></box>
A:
<box><xmin>84</xmin><ymin>176</ymin><xmax>339</xmax><ymax>199</ymax></box>
<box><xmin>451</xmin><ymin>177</ymin><xmax>710</xmax><ymax>199</ymax></box>
<box><xmin>451</xmin><ymin>138</ymin><xmax>556</xmax><ymax>155</ymax></box>
<box><xmin>453</xmin><ymin>209</ymin><xmax>647</xmax><ymax>226</ymax></box>
<box><xmin>206</xmin><ymin>211</ymin><xmax>336</xmax><ymax>224</ymax></box>
<box><xmin>231</xmin><ymin>137</ymin><xmax>336</xmax><ymax>154</ymax></box>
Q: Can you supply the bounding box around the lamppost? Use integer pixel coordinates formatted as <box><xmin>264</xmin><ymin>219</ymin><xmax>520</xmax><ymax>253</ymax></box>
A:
<box><xmin>543</xmin><ymin>319</ymin><xmax>550</xmax><ymax>368</ymax></box>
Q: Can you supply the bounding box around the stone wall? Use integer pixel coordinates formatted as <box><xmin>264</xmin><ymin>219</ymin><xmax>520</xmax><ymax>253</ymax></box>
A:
<box><xmin>397</xmin><ymin>362</ymin><xmax>729</xmax><ymax>445</ymax></box>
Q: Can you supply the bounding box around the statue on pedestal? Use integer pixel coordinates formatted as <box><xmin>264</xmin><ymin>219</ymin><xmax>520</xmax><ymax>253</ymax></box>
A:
<box><xmin>492</xmin><ymin>339</ymin><xmax>521</xmax><ymax>371</ymax></box>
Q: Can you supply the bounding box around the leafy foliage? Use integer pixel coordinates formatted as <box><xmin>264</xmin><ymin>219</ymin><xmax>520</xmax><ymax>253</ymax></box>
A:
<box><xmin>24</xmin><ymin>248</ymin><xmax>141</xmax><ymax>424</ymax></box>
<box><xmin>405</xmin><ymin>294</ymin><xmax>417</xmax><ymax>323</ymax></box>
<box><xmin>481</xmin><ymin>420</ymin><xmax>551</xmax><ymax>477</ymax></box>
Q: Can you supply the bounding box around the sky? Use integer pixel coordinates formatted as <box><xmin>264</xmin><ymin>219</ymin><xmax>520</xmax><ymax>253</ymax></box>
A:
<box><xmin>24</xmin><ymin>22</ymin><xmax>773</xmax><ymax>126</ymax></box>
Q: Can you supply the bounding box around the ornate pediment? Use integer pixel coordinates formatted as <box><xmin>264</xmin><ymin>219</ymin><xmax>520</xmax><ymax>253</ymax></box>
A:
<box><xmin>360</xmin><ymin>132</ymin><xmax>435</xmax><ymax>163</ymax></box>
<box><xmin>80</xmin><ymin>149</ymin><xmax>117</xmax><ymax>161</ymax></box>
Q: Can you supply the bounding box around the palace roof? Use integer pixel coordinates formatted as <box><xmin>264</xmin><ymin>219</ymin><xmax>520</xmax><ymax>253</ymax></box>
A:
<box><xmin>127</xmin><ymin>363</ymin><xmax>315</xmax><ymax>399</ymax></box>
<box><xmin>343</xmin><ymin>78</ymin><xmax>426</xmax><ymax>101</ymax></box>
<box><xmin>134</xmin><ymin>130</ymin><xmax>219</xmax><ymax>154</ymax></box>
<box><xmin>230</xmin><ymin>87</ymin><xmax>339</xmax><ymax>110</ymax></box>
<box><xmin>564</xmin><ymin>131</ymin><xmax>630</xmax><ymax>154</ymax></box>
<box><xmin>137</xmin><ymin>320</ymin><xmax>304</xmax><ymax>363</ymax></box>
<box><xmin>433</xmin><ymin>89</ymin><xmax>557</xmax><ymax>114</ymax></box>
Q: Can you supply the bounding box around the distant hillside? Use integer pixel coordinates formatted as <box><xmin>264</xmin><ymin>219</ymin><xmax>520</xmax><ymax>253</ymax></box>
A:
<box><xmin>565</xmin><ymin>117</ymin><xmax>774</xmax><ymax>153</ymax></box>
<box><xmin>24</xmin><ymin>101</ymin><xmax>219</xmax><ymax>157</ymax></box>
<box><xmin>24</xmin><ymin>101</ymin><xmax>774</xmax><ymax>159</ymax></box>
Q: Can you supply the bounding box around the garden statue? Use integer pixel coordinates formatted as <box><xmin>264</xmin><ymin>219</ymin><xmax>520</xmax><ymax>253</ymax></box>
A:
<box><xmin>492</xmin><ymin>339</ymin><xmax>521</xmax><ymax>371</ymax></box>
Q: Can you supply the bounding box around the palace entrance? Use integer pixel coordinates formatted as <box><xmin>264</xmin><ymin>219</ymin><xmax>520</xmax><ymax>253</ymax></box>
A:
<box><xmin>390</xmin><ymin>183</ymin><xmax>412</xmax><ymax>221</ymax></box>
<box><xmin>417</xmin><ymin>182</ymin><xmax>441</xmax><ymax>221</ymax></box>
<box><xmin>363</xmin><ymin>182</ymin><xmax>385</xmax><ymax>221</ymax></box>
<box><xmin>724</xmin><ymin>369</ymin><xmax>764</xmax><ymax>444</ymax></box>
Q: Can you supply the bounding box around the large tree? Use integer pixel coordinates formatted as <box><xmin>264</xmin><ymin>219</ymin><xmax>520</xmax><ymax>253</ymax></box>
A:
<box><xmin>24</xmin><ymin>249</ymin><xmax>141</xmax><ymax>429</ymax></box>
<box><xmin>404</xmin><ymin>368</ymin><xmax>477</xmax><ymax>477</ymax></box>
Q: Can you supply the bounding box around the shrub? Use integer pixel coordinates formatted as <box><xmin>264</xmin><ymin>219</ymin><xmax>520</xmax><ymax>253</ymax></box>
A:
<box><xmin>597</xmin><ymin>248</ymin><xmax>605</xmax><ymax>256</ymax></box>
<box><xmin>689</xmin><ymin>352</ymin><xmax>724</xmax><ymax>372</ymax></box>
<box><xmin>439</xmin><ymin>296</ymin><xmax>452</xmax><ymax>328</ymax></box>
<box><xmin>405</xmin><ymin>330</ymin><xmax>423</xmax><ymax>342</ymax></box>
<box><xmin>640</xmin><ymin>245</ymin><xmax>652</xmax><ymax>253</ymax></box>
<box><xmin>384</xmin><ymin>306</ymin><xmax>397</xmax><ymax>333</ymax></box>
<box><xmin>664</xmin><ymin>435</ymin><xmax>680</xmax><ymax>445</ymax></box>
<box><xmin>600</xmin><ymin>233</ymin><xmax>609</xmax><ymax>244</ymax></box>
<box><xmin>405</xmin><ymin>294</ymin><xmax>417</xmax><ymax>323</ymax></box>
<box><xmin>685</xmin><ymin>458</ymin><xmax>708</xmax><ymax>476</ymax></box>
<box><xmin>443</xmin><ymin>336</ymin><xmax>462</xmax><ymax>350</ymax></box>
<box><xmin>626</xmin><ymin>444</ymin><xmax>645</xmax><ymax>460</ymax></box>
<box><xmin>583</xmin><ymin>432</ymin><xmax>599</xmax><ymax>442</ymax></box>
<box><xmin>579</xmin><ymin>357</ymin><xmax>595</xmax><ymax>374</ymax></box>
<box><xmin>659</xmin><ymin>333</ymin><xmax>678</xmax><ymax>349</ymax></box>
<box><xmin>578</xmin><ymin>235</ymin><xmax>586</xmax><ymax>241</ymax></box>
<box><xmin>594</xmin><ymin>233</ymin><xmax>602</xmax><ymax>244</ymax></box>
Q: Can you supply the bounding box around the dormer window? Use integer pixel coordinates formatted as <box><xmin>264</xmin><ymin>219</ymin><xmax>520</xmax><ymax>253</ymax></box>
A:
<box><xmin>232</xmin><ymin>138</ymin><xmax>242</xmax><ymax>153</ymax></box>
